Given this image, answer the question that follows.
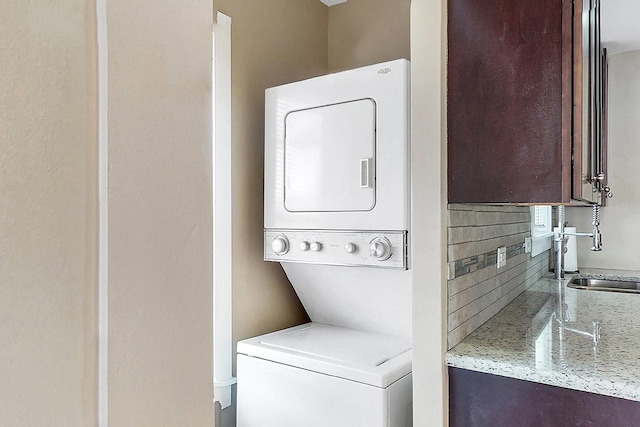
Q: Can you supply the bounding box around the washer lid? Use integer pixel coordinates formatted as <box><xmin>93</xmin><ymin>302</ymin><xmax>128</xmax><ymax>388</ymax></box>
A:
<box><xmin>237</xmin><ymin>323</ymin><xmax>412</xmax><ymax>388</ymax></box>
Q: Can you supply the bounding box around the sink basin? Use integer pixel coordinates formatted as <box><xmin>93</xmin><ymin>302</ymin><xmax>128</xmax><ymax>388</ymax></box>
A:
<box><xmin>568</xmin><ymin>277</ymin><xmax>640</xmax><ymax>294</ymax></box>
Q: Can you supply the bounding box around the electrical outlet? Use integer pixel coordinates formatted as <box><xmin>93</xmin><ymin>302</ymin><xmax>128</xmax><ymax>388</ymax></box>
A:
<box><xmin>497</xmin><ymin>246</ymin><xmax>507</xmax><ymax>268</ymax></box>
<box><xmin>524</xmin><ymin>237</ymin><xmax>532</xmax><ymax>254</ymax></box>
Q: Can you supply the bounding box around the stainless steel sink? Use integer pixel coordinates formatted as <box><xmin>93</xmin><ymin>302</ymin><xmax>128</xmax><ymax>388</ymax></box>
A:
<box><xmin>568</xmin><ymin>277</ymin><xmax>640</xmax><ymax>294</ymax></box>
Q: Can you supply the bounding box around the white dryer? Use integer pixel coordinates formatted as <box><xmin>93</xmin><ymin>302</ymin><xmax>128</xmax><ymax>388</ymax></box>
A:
<box><xmin>237</xmin><ymin>59</ymin><xmax>412</xmax><ymax>427</ymax></box>
<box><xmin>263</xmin><ymin>60</ymin><xmax>410</xmax><ymax>233</ymax></box>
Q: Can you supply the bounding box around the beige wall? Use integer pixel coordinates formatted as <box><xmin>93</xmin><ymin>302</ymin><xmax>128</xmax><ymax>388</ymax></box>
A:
<box><xmin>107</xmin><ymin>1</ymin><xmax>214</xmax><ymax>425</ymax></box>
<box><xmin>0</xmin><ymin>1</ymin><xmax>97</xmax><ymax>425</ymax></box>
<box><xmin>328</xmin><ymin>0</ymin><xmax>411</xmax><ymax>72</ymax></box>
<box><xmin>0</xmin><ymin>1</ymin><xmax>417</xmax><ymax>425</ymax></box>
<box><xmin>214</xmin><ymin>0</ymin><xmax>327</xmax><ymax>370</ymax></box>
<box><xmin>567</xmin><ymin>50</ymin><xmax>640</xmax><ymax>271</ymax></box>
<box><xmin>410</xmin><ymin>0</ymin><xmax>448</xmax><ymax>425</ymax></box>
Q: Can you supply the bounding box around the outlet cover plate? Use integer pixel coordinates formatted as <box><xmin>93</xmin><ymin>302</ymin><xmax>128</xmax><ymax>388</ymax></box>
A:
<box><xmin>497</xmin><ymin>246</ymin><xmax>507</xmax><ymax>268</ymax></box>
<box><xmin>524</xmin><ymin>237</ymin><xmax>532</xmax><ymax>254</ymax></box>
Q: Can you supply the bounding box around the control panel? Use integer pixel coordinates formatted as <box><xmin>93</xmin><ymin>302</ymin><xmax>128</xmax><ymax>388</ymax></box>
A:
<box><xmin>264</xmin><ymin>229</ymin><xmax>408</xmax><ymax>270</ymax></box>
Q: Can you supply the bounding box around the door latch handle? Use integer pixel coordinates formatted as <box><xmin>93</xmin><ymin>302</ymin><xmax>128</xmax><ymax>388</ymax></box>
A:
<box><xmin>360</xmin><ymin>158</ymin><xmax>372</xmax><ymax>188</ymax></box>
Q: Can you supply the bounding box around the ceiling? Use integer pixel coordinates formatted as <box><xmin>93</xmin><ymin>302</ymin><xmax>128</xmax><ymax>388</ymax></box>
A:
<box><xmin>319</xmin><ymin>0</ymin><xmax>348</xmax><ymax>6</ymax></box>
<box><xmin>597</xmin><ymin>0</ymin><xmax>640</xmax><ymax>54</ymax></box>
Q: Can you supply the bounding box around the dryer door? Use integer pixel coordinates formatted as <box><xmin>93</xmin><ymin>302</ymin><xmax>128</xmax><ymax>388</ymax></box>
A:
<box><xmin>284</xmin><ymin>98</ymin><xmax>376</xmax><ymax>212</ymax></box>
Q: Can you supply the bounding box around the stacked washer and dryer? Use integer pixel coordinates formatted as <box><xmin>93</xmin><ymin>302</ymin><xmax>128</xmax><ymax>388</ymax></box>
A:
<box><xmin>236</xmin><ymin>59</ymin><xmax>413</xmax><ymax>427</ymax></box>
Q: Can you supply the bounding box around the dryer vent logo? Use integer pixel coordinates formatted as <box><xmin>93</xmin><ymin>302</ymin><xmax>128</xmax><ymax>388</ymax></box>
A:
<box><xmin>377</xmin><ymin>68</ymin><xmax>392</xmax><ymax>75</ymax></box>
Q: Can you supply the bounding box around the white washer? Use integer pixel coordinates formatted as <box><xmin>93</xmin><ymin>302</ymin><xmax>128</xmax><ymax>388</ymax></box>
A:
<box><xmin>237</xmin><ymin>323</ymin><xmax>413</xmax><ymax>427</ymax></box>
<box><xmin>237</xmin><ymin>59</ymin><xmax>412</xmax><ymax>426</ymax></box>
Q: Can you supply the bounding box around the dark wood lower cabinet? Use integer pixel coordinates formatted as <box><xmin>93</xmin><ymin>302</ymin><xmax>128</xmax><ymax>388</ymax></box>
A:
<box><xmin>449</xmin><ymin>367</ymin><xmax>640</xmax><ymax>427</ymax></box>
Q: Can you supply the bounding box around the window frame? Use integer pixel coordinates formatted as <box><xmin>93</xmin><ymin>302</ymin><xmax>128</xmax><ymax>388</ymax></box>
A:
<box><xmin>530</xmin><ymin>205</ymin><xmax>554</xmax><ymax>257</ymax></box>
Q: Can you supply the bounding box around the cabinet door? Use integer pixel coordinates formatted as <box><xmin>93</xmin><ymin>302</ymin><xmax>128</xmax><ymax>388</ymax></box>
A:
<box><xmin>284</xmin><ymin>99</ymin><xmax>376</xmax><ymax>212</ymax></box>
<box><xmin>447</xmin><ymin>0</ymin><xmax>570</xmax><ymax>204</ymax></box>
<box><xmin>573</xmin><ymin>0</ymin><xmax>590</xmax><ymax>202</ymax></box>
<box><xmin>573</xmin><ymin>0</ymin><xmax>603</xmax><ymax>203</ymax></box>
<box><xmin>449</xmin><ymin>367</ymin><xmax>640</xmax><ymax>427</ymax></box>
<box><xmin>600</xmin><ymin>48</ymin><xmax>609</xmax><ymax>205</ymax></box>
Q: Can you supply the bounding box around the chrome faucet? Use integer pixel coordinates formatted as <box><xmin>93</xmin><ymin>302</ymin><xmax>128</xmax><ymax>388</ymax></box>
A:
<box><xmin>555</xmin><ymin>205</ymin><xmax>603</xmax><ymax>279</ymax></box>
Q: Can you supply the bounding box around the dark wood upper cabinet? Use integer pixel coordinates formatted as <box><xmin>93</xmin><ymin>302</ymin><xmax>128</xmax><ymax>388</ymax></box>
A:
<box><xmin>447</xmin><ymin>0</ymin><xmax>607</xmax><ymax>204</ymax></box>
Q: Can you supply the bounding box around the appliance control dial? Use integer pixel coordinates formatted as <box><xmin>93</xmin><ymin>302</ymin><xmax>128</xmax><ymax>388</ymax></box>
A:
<box><xmin>344</xmin><ymin>243</ymin><xmax>357</xmax><ymax>253</ymax></box>
<box><xmin>310</xmin><ymin>242</ymin><xmax>323</xmax><ymax>252</ymax></box>
<box><xmin>369</xmin><ymin>237</ymin><xmax>392</xmax><ymax>261</ymax></box>
<box><xmin>271</xmin><ymin>235</ymin><xmax>289</xmax><ymax>255</ymax></box>
<box><xmin>298</xmin><ymin>241</ymin><xmax>310</xmax><ymax>251</ymax></box>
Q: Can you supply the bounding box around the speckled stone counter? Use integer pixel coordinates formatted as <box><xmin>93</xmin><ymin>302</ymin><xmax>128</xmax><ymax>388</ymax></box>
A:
<box><xmin>446</xmin><ymin>270</ymin><xmax>640</xmax><ymax>401</ymax></box>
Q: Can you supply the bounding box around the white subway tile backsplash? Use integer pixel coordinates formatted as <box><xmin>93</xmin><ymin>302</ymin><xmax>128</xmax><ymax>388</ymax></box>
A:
<box><xmin>448</xmin><ymin>253</ymin><xmax>549</xmax><ymax>349</ymax></box>
<box><xmin>474</xmin><ymin>222</ymin><xmax>530</xmax><ymax>241</ymax></box>
<box><xmin>446</xmin><ymin>205</ymin><xmax>551</xmax><ymax>349</ymax></box>
<box><xmin>448</xmin><ymin>231</ymin><xmax>529</xmax><ymax>262</ymax></box>
<box><xmin>447</xmin><ymin>209</ymin><xmax>477</xmax><ymax>227</ymax></box>
<box><xmin>448</xmin><ymin>226</ymin><xmax>477</xmax><ymax>245</ymax></box>
<box><xmin>476</xmin><ymin>211</ymin><xmax>530</xmax><ymax>225</ymax></box>
<box><xmin>448</xmin><ymin>204</ymin><xmax>476</xmax><ymax>211</ymax></box>
<box><xmin>449</xmin><ymin>262</ymin><xmax>497</xmax><ymax>296</ymax></box>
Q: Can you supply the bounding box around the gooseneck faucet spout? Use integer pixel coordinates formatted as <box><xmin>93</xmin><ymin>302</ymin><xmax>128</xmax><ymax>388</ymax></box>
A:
<box><xmin>591</xmin><ymin>205</ymin><xmax>603</xmax><ymax>251</ymax></box>
<box><xmin>555</xmin><ymin>205</ymin><xmax>603</xmax><ymax>279</ymax></box>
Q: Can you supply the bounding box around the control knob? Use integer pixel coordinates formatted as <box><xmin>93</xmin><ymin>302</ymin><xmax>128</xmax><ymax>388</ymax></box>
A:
<box><xmin>298</xmin><ymin>241</ymin><xmax>310</xmax><ymax>251</ymax></box>
<box><xmin>369</xmin><ymin>237</ymin><xmax>392</xmax><ymax>261</ymax></box>
<box><xmin>310</xmin><ymin>242</ymin><xmax>323</xmax><ymax>252</ymax></box>
<box><xmin>344</xmin><ymin>243</ymin><xmax>357</xmax><ymax>253</ymax></box>
<box><xmin>271</xmin><ymin>235</ymin><xmax>289</xmax><ymax>255</ymax></box>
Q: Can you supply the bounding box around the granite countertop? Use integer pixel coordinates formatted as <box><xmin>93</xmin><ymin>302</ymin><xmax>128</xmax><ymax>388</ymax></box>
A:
<box><xmin>446</xmin><ymin>269</ymin><xmax>640</xmax><ymax>401</ymax></box>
